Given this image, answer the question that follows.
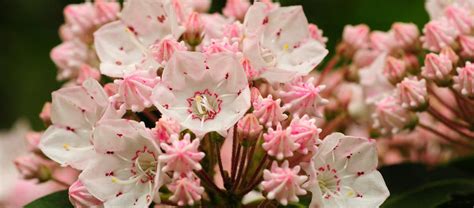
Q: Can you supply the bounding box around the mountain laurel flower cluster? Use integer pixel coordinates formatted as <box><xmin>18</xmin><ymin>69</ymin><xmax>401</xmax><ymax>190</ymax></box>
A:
<box><xmin>32</xmin><ymin>0</ymin><xmax>474</xmax><ymax>207</ymax></box>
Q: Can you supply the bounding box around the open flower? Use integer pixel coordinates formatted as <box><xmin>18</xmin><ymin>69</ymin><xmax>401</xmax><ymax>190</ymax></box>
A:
<box><xmin>113</xmin><ymin>70</ymin><xmax>160</xmax><ymax>112</ymax></box>
<box><xmin>80</xmin><ymin>119</ymin><xmax>162</xmax><ymax>207</ymax></box>
<box><xmin>39</xmin><ymin>79</ymin><xmax>124</xmax><ymax>170</ymax></box>
<box><xmin>94</xmin><ymin>0</ymin><xmax>184</xmax><ymax>78</ymax></box>
<box><xmin>242</xmin><ymin>2</ymin><xmax>328</xmax><ymax>83</ymax></box>
<box><xmin>305</xmin><ymin>133</ymin><xmax>389</xmax><ymax>208</ymax></box>
<box><xmin>261</xmin><ymin>161</ymin><xmax>308</xmax><ymax>206</ymax></box>
<box><xmin>151</xmin><ymin>51</ymin><xmax>250</xmax><ymax>136</ymax></box>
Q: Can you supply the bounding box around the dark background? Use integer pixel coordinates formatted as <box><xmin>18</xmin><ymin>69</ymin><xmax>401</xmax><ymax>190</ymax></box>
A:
<box><xmin>0</xmin><ymin>0</ymin><xmax>428</xmax><ymax>131</ymax></box>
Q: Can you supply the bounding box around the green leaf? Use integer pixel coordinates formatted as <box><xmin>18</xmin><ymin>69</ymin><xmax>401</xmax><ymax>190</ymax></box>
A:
<box><xmin>25</xmin><ymin>190</ymin><xmax>73</xmax><ymax>208</ymax></box>
<box><xmin>381</xmin><ymin>179</ymin><xmax>474</xmax><ymax>208</ymax></box>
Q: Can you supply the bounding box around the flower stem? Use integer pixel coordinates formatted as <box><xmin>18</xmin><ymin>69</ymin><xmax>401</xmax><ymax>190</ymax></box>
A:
<box><xmin>316</xmin><ymin>55</ymin><xmax>340</xmax><ymax>86</ymax></box>
<box><xmin>232</xmin><ymin>146</ymin><xmax>248</xmax><ymax>192</ymax></box>
<box><xmin>427</xmin><ymin>107</ymin><xmax>474</xmax><ymax>139</ymax></box>
<box><xmin>418</xmin><ymin>122</ymin><xmax>473</xmax><ymax>147</ymax></box>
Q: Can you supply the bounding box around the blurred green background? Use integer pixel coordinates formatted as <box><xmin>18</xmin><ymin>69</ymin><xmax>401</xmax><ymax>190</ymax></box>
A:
<box><xmin>0</xmin><ymin>0</ymin><xmax>428</xmax><ymax>131</ymax></box>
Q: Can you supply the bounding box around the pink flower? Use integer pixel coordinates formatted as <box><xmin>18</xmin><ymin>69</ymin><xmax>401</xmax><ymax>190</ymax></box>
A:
<box><xmin>242</xmin><ymin>3</ymin><xmax>328</xmax><ymax>83</ymax></box>
<box><xmin>444</xmin><ymin>5</ymin><xmax>474</xmax><ymax>34</ymax></box>
<box><xmin>159</xmin><ymin>134</ymin><xmax>205</xmax><ymax>175</ymax></box>
<box><xmin>113</xmin><ymin>70</ymin><xmax>160</xmax><ymax>112</ymax></box>
<box><xmin>342</xmin><ymin>24</ymin><xmax>370</xmax><ymax>50</ymax></box>
<box><xmin>261</xmin><ymin>161</ymin><xmax>307</xmax><ymax>206</ymax></box>
<box><xmin>459</xmin><ymin>35</ymin><xmax>474</xmax><ymax>57</ymax></box>
<box><xmin>223</xmin><ymin>0</ymin><xmax>250</xmax><ymax>21</ymax></box>
<box><xmin>222</xmin><ymin>22</ymin><xmax>243</xmax><ymax>41</ymax></box>
<box><xmin>289</xmin><ymin>115</ymin><xmax>321</xmax><ymax>155</ymax></box>
<box><xmin>167</xmin><ymin>173</ymin><xmax>205</xmax><ymax>206</ymax></box>
<box><xmin>80</xmin><ymin>119</ymin><xmax>160</xmax><ymax>207</ymax></box>
<box><xmin>262</xmin><ymin>123</ymin><xmax>299</xmax><ymax>160</ymax></box>
<box><xmin>183</xmin><ymin>12</ymin><xmax>205</xmax><ymax>46</ymax></box>
<box><xmin>94</xmin><ymin>0</ymin><xmax>184</xmax><ymax>78</ymax></box>
<box><xmin>305</xmin><ymin>133</ymin><xmax>389</xmax><ymax>208</ymax></box>
<box><xmin>152</xmin><ymin>51</ymin><xmax>250</xmax><ymax>136</ymax></box>
<box><xmin>308</xmin><ymin>24</ymin><xmax>328</xmax><ymax>47</ymax></box>
<box><xmin>392</xmin><ymin>22</ymin><xmax>419</xmax><ymax>49</ymax></box>
<box><xmin>372</xmin><ymin>95</ymin><xmax>416</xmax><ymax>135</ymax></box>
<box><xmin>237</xmin><ymin>113</ymin><xmax>264</xmax><ymax>142</ymax></box>
<box><xmin>454</xmin><ymin>62</ymin><xmax>474</xmax><ymax>97</ymax></box>
<box><xmin>76</xmin><ymin>65</ymin><xmax>101</xmax><ymax>85</ymax></box>
<box><xmin>152</xmin><ymin>116</ymin><xmax>181</xmax><ymax>144</ymax></box>
<box><xmin>421</xmin><ymin>18</ymin><xmax>458</xmax><ymax>52</ymax></box>
<box><xmin>396</xmin><ymin>77</ymin><xmax>428</xmax><ymax>110</ymax></box>
<box><xmin>358</xmin><ymin>54</ymin><xmax>394</xmax><ymax>103</ymax></box>
<box><xmin>353</xmin><ymin>49</ymin><xmax>379</xmax><ymax>67</ymax></box>
<box><xmin>68</xmin><ymin>180</ymin><xmax>103</xmax><ymax>208</ymax></box>
<box><xmin>383</xmin><ymin>56</ymin><xmax>407</xmax><ymax>84</ymax></box>
<box><xmin>422</xmin><ymin>53</ymin><xmax>454</xmax><ymax>85</ymax></box>
<box><xmin>253</xmin><ymin>95</ymin><xmax>288</xmax><ymax>127</ymax></box>
<box><xmin>149</xmin><ymin>37</ymin><xmax>187</xmax><ymax>64</ymax></box>
<box><xmin>369</xmin><ymin>31</ymin><xmax>396</xmax><ymax>52</ymax></box>
<box><xmin>50</xmin><ymin>40</ymin><xmax>90</xmax><ymax>80</ymax></box>
<box><xmin>39</xmin><ymin>79</ymin><xmax>124</xmax><ymax>170</ymax></box>
<box><xmin>279</xmin><ymin>77</ymin><xmax>329</xmax><ymax>117</ymax></box>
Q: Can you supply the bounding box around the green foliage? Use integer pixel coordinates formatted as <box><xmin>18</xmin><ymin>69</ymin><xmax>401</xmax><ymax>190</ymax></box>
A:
<box><xmin>25</xmin><ymin>190</ymin><xmax>73</xmax><ymax>208</ymax></box>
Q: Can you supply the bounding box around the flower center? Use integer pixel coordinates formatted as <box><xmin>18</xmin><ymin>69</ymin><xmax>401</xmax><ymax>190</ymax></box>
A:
<box><xmin>111</xmin><ymin>146</ymin><xmax>158</xmax><ymax>185</ymax></box>
<box><xmin>316</xmin><ymin>165</ymin><xmax>341</xmax><ymax>199</ymax></box>
<box><xmin>187</xmin><ymin>89</ymin><xmax>222</xmax><ymax>121</ymax></box>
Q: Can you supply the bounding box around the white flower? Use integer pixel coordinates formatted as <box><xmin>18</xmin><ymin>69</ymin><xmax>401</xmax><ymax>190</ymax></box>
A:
<box><xmin>242</xmin><ymin>2</ymin><xmax>328</xmax><ymax>83</ymax></box>
<box><xmin>305</xmin><ymin>133</ymin><xmax>389</xmax><ymax>208</ymax></box>
<box><xmin>94</xmin><ymin>0</ymin><xmax>184</xmax><ymax>78</ymax></box>
<box><xmin>39</xmin><ymin>79</ymin><xmax>124</xmax><ymax>170</ymax></box>
<box><xmin>79</xmin><ymin>119</ymin><xmax>162</xmax><ymax>207</ymax></box>
<box><xmin>151</xmin><ymin>51</ymin><xmax>251</xmax><ymax>136</ymax></box>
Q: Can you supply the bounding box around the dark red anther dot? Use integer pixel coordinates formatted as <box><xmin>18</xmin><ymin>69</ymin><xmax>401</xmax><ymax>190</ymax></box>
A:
<box><xmin>346</xmin><ymin>153</ymin><xmax>353</xmax><ymax>159</ymax></box>
<box><xmin>105</xmin><ymin>171</ymin><xmax>114</xmax><ymax>176</ymax></box>
<box><xmin>115</xmin><ymin>61</ymin><xmax>123</xmax><ymax>65</ymax></box>
<box><xmin>127</xmin><ymin>26</ymin><xmax>138</xmax><ymax>36</ymax></box>
<box><xmin>116</xmin><ymin>133</ymin><xmax>123</xmax><ymax>138</ymax></box>
<box><xmin>119</xmin><ymin>47</ymin><xmax>124</xmax><ymax>51</ymax></box>
<box><xmin>116</xmin><ymin>192</ymin><xmax>123</xmax><ymax>197</ymax></box>
<box><xmin>357</xmin><ymin>171</ymin><xmax>365</xmax><ymax>176</ymax></box>
<box><xmin>157</xmin><ymin>15</ymin><xmax>166</xmax><ymax>23</ymax></box>
<box><xmin>106</xmin><ymin>151</ymin><xmax>114</xmax><ymax>155</ymax></box>
<box><xmin>66</xmin><ymin>126</ymin><xmax>75</xmax><ymax>132</ymax></box>
<box><xmin>225</xmin><ymin>73</ymin><xmax>229</xmax><ymax>79</ymax></box>
<box><xmin>262</xmin><ymin>17</ymin><xmax>269</xmax><ymax>25</ymax></box>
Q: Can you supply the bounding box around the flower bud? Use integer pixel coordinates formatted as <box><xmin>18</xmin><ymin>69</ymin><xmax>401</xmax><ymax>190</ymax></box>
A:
<box><xmin>440</xmin><ymin>47</ymin><xmax>459</xmax><ymax>65</ymax></box>
<box><xmin>69</xmin><ymin>180</ymin><xmax>103</xmax><ymax>208</ymax></box>
<box><xmin>459</xmin><ymin>35</ymin><xmax>474</xmax><ymax>58</ymax></box>
<box><xmin>14</xmin><ymin>154</ymin><xmax>55</xmax><ymax>182</ymax></box>
<box><xmin>242</xmin><ymin>58</ymin><xmax>258</xmax><ymax>80</ymax></box>
<box><xmin>76</xmin><ymin>65</ymin><xmax>101</xmax><ymax>84</ymax></box>
<box><xmin>392</xmin><ymin>22</ymin><xmax>419</xmax><ymax>49</ymax></box>
<box><xmin>421</xmin><ymin>19</ymin><xmax>458</xmax><ymax>52</ymax></box>
<box><xmin>370</xmin><ymin>31</ymin><xmax>396</xmax><ymax>52</ymax></box>
<box><xmin>150</xmin><ymin>37</ymin><xmax>187</xmax><ymax>64</ymax></box>
<box><xmin>384</xmin><ymin>56</ymin><xmax>407</xmax><ymax>84</ymax></box>
<box><xmin>183</xmin><ymin>12</ymin><xmax>204</xmax><ymax>47</ymax></box>
<box><xmin>152</xmin><ymin>116</ymin><xmax>181</xmax><ymax>144</ymax></box>
<box><xmin>250</xmin><ymin>87</ymin><xmax>261</xmax><ymax>105</ymax></box>
<box><xmin>50</xmin><ymin>40</ymin><xmax>89</xmax><ymax>80</ymax></box>
<box><xmin>237</xmin><ymin>114</ymin><xmax>263</xmax><ymax>144</ymax></box>
<box><xmin>454</xmin><ymin>62</ymin><xmax>474</xmax><ymax>98</ymax></box>
<box><xmin>444</xmin><ymin>5</ymin><xmax>474</xmax><ymax>35</ymax></box>
<box><xmin>308</xmin><ymin>24</ymin><xmax>328</xmax><ymax>47</ymax></box>
<box><xmin>372</xmin><ymin>95</ymin><xmax>418</xmax><ymax>135</ymax></box>
<box><xmin>223</xmin><ymin>0</ymin><xmax>250</xmax><ymax>21</ymax></box>
<box><xmin>396</xmin><ymin>77</ymin><xmax>428</xmax><ymax>111</ymax></box>
<box><xmin>422</xmin><ymin>53</ymin><xmax>454</xmax><ymax>86</ymax></box>
<box><xmin>342</xmin><ymin>24</ymin><xmax>370</xmax><ymax>50</ymax></box>
<box><xmin>39</xmin><ymin>102</ymin><xmax>52</xmax><ymax>126</ymax></box>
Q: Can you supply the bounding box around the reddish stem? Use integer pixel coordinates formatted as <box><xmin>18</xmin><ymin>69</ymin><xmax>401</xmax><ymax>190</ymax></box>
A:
<box><xmin>418</xmin><ymin>122</ymin><xmax>472</xmax><ymax>147</ymax></box>
<box><xmin>316</xmin><ymin>55</ymin><xmax>340</xmax><ymax>86</ymax></box>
